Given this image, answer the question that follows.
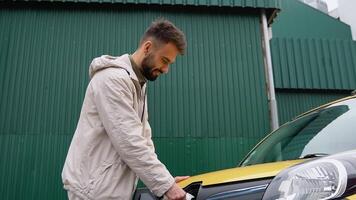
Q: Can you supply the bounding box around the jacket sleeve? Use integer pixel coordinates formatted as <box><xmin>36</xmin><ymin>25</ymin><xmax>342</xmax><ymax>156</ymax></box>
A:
<box><xmin>91</xmin><ymin>71</ymin><xmax>175</xmax><ymax>197</ymax></box>
<box><xmin>144</xmin><ymin>105</ymin><xmax>155</xmax><ymax>151</ymax></box>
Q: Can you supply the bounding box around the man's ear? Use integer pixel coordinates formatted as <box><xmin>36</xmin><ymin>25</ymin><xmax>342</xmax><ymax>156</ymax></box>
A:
<box><xmin>143</xmin><ymin>40</ymin><xmax>153</xmax><ymax>55</ymax></box>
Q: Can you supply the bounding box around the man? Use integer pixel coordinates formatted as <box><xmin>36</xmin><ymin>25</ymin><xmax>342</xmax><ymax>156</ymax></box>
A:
<box><xmin>62</xmin><ymin>19</ymin><xmax>188</xmax><ymax>200</ymax></box>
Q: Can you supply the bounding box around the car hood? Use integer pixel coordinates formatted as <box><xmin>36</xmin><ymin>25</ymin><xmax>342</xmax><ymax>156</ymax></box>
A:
<box><xmin>178</xmin><ymin>160</ymin><xmax>303</xmax><ymax>188</ymax></box>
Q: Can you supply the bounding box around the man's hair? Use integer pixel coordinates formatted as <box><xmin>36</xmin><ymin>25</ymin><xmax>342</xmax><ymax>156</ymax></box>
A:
<box><xmin>141</xmin><ymin>18</ymin><xmax>186</xmax><ymax>54</ymax></box>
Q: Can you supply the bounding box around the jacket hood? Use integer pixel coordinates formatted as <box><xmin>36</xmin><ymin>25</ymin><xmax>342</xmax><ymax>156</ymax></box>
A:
<box><xmin>89</xmin><ymin>54</ymin><xmax>136</xmax><ymax>80</ymax></box>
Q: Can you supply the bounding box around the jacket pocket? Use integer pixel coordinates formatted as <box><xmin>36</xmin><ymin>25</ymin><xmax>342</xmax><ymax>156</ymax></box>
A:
<box><xmin>89</xmin><ymin>159</ymin><xmax>136</xmax><ymax>199</ymax></box>
<box><xmin>88</xmin><ymin>161</ymin><xmax>115</xmax><ymax>198</ymax></box>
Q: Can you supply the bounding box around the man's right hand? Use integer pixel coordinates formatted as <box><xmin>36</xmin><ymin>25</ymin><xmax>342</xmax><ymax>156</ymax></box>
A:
<box><xmin>164</xmin><ymin>183</ymin><xmax>186</xmax><ymax>200</ymax></box>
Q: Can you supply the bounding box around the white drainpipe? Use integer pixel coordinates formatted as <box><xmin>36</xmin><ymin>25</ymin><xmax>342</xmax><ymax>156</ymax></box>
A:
<box><xmin>261</xmin><ymin>9</ymin><xmax>279</xmax><ymax>131</ymax></box>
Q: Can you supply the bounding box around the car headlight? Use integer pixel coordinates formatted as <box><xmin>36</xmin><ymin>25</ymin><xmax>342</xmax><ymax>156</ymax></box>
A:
<box><xmin>262</xmin><ymin>150</ymin><xmax>356</xmax><ymax>200</ymax></box>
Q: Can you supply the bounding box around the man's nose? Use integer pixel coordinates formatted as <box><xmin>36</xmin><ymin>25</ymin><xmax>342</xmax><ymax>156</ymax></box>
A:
<box><xmin>161</xmin><ymin>65</ymin><xmax>169</xmax><ymax>74</ymax></box>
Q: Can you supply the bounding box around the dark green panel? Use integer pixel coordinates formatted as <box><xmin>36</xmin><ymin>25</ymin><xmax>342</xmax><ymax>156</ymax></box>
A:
<box><xmin>271</xmin><ymin>38</ymin><xmax>356</xmax><ymax>90</ymax></box>
<box><xmin>276</xmin><ymin>90</ymin><xmax>351</xmax><ymax>124</ymax></box>
<box><xmin>153</xmin><ymin>137</ymin><xmax>261</xmax><ymax>175</ymax></box>
<box><xmin>272</xmin><ymin>0</ymin><xmax>352</xmax><ymax>39</ymax></box>
<box><xmin>0</xmin><ymin>5</ymin><xmax>270</xmax><ymax>136</ymax></box>
<box><xmin>0</xmin><ymin>134</ymin><xmax>71</xmax><ymax>200</ymax></box>
<box><xmin>0</xmin><ymin>4</ymin><xmax>270</xmax><ymax>199</ymax></box>
<box><xmin>149</xmin><ymin>12</ymin><xmax>269</xmax><ymax>139</ymax></box>
<box><xmin>9</xmin><ymin>0</ymin><xmax>282</xmax><ymax>9</ymax></box>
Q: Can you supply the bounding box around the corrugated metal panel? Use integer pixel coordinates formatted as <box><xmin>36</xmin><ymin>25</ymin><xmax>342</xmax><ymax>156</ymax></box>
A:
<box><xmin>276</xmin><ymin>90</ymin><xmax>351</xmax><ymax>124</ymax></box>
<box><xmin>0</xmin><ymin>134</ymin><xmax>71</xmax><ymax>200</ymax></box>
<box><xmin>153</xmin><ymin>137</ymin><xmax>259</xmax><ymax>175</ymax></box>
<box><xmin>0</xmin><ymin>4</ymin><xmax>270</xmax><ymax>198</ymax></box>
<box><xmin>8</xmin><ymin>0</ymin><xmax>282</xmax><ymax>9</ymax></box>
<box><xmin>149</xmin><ymin>13</ymin><xmax>269</xmax><ymax>140</ymax></box>
<box><xmin>271</xmin><ymin>38</ymin><xmax>356</xmax><ymax>90</ymax></box>
<box><xmin>272</xmin><ymin>0</ymin><xmax>352</xmax><ymax>39</ymax></box>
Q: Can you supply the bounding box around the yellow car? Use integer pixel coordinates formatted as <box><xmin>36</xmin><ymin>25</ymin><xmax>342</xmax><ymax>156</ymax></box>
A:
<box><xmin>134</xmin><ymin>95</ymin><xmax>356</xmax><ymax>200</ymax></box>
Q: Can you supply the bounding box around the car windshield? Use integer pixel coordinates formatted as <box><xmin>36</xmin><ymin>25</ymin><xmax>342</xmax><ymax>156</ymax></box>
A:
<box><xmin>240</xmin><ymin>97</ymin><xmax>356</xmax><ymax>167</ymax></box>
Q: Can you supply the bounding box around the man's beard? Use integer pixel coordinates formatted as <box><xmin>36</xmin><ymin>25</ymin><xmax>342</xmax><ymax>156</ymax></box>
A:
<box><xmin>142</xmin><ymin>53</ymin><xmax>160</xmax><ymax>81</ymax></box>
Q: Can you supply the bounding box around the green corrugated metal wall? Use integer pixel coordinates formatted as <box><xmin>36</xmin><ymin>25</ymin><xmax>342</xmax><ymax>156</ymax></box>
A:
<box><xmin>270</xmin><ymin>0</ymin><xmax>356</xmax><ymax>129</ymax></box>
<box><xmin>0</xmin><ymin>135</ymin><xmax>71</xmax><ymax>199</ymax></box>
<box><xmin>276</xmin><ymin>90</ymin><xmax>351</xmax><ymax>124</ymax></box>
<box><xmin>272</xmin><ymin>0</ymin><xmax>352</xmax><ymax>39</ymax></box>
<box><xmin>0</xmin><ymin>3</ymin><xmax>270</xmax><ymax>199</ymax></box>
<box><xmin>9</xmin><ymin>0</ymin><xmax>282</xmax><ymax>9</ymax></box>
<box><xmin>149</xmin><ymin>8</ymin><xmax>270</xmax><ymax>173</ymax></box>
<box><xmin>271</xmin><ymin>38</ymin><xmax>356</xmax><ymax>90</ymax></box>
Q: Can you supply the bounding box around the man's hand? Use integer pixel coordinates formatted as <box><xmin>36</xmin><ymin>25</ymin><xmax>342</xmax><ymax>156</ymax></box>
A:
<box><xmin>164</xmin><ymin>176</ymin><xmax>190</xmax><ymax>200</ymax></box>
<box><xmin>164</xmin><ymin>183</ymin><xmax>186</xmax><ymax>200</ymax></box>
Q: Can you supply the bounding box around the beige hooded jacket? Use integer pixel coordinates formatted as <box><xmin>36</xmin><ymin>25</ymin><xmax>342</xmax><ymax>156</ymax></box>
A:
<box><xmin>62</xmin><ymin>54</ymin><xmax>175</xmax><ymax>200</ymax></box>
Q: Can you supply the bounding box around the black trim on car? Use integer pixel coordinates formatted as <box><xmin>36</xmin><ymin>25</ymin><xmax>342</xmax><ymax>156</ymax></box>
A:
<box><xmin>196</xmin><ymin>178</ymin><xmax>273</xmax><ymax>200</ymax></box>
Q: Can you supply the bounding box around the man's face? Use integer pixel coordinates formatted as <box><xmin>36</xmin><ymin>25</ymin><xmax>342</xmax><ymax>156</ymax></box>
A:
<box><xmin>141</xmin><ymin>42</ymin><xmax>179</xmax><ymax>81</ymax></box>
